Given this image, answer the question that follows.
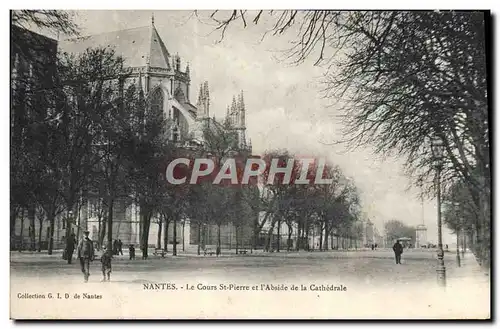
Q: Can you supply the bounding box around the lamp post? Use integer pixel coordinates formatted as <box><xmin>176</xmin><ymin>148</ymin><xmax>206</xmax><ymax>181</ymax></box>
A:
<box><xmin>431</xmin><ymin>136</ymin><xmax>446</xmax><ymax>287</ymax></box>
<box><xmin>66</xmin><ymin>210</ymin><xmax>73</xmax><ymax>237</ymax></box>
<box><xmin>454</xmin><ymin>202</ymin><xmax>461</xmax><ymax>267</ymax></box>
<box><xmin>462</xmin><ymin>226</ymin><xmax>467</xmax><ymax>258</ymax></box>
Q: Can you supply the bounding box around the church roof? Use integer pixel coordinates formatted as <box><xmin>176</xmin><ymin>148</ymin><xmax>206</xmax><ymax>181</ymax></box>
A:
<box><xmin>59</xmin><ymin>25</ymin><xmax>171</xmax><ymax>70</ymax></box>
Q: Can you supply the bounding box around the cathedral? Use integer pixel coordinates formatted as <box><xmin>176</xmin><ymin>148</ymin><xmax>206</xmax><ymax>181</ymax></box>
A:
<box><xmin>13</xmin><ymin>18</ymin><xmax>252</xmax><ymax>250</ymax></box>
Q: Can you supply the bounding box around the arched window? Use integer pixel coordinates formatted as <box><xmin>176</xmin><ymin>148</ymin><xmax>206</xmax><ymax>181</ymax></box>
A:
<box><xmin>150</xmin><ymin>88</ymin><xmax>164</xmax><ymax>114</ymax></box>
<box><xmin>172</xmin><ymin>125</ymin><xmax>179</xmax><ymax>142</ymax></box>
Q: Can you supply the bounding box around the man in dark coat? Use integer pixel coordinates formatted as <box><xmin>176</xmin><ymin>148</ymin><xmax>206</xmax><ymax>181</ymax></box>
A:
<box><xmin>393</xmin><ymin>240</ymin><xmax>404</xmax><ymax>264</ymax></box>
<box><xmin>66</xmin><ymin>233</ymin><xmax>77</xmax><ymax>264</ymax></box>
<box><xmin>77</xmin><ymin>230</ymin><xmax>95</xmax><ymax>282</ymax></box>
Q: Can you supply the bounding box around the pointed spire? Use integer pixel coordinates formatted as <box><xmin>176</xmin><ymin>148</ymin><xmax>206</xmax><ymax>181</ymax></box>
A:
<box><xmin>186</xmin><ymin>62</ymin><xmax>190</xmax><ymax>76</ymax></box>
<box><xmin>239</xmin><ymin>90</ymin><xmax>246</xmax><ymax>128</ymax></box>
<box><xmin>239</xmin><ymin>90</ymin><xmax>245</xmax><ymax>110</ymax></box>
<box><xmin>231</xmin><ymin>95</ymin><xmax>237</xmax><ymax>111</ymax></box>
<box><xmin>175</xmin><ymin>53</ymin><xmax>181</xmax><ymax>71</ymax></box>
<box><xmin>197</xmin><ymin>84</ymin><xmax>203</xmax><ymax>106</ymax></box>
<box><xmin>203</xmin><ymin>81</ymin><xmax>210</xmax><ymax>116</ymax></box>
<box><xmin>152</xmin><ymin>12</ymin><xmax>155</xmax><ymax>26</ymax></box>
<box><xmin>230</xmin><ymin>95</ymin><xmax>237</xmax><ymax>126</ymax></box>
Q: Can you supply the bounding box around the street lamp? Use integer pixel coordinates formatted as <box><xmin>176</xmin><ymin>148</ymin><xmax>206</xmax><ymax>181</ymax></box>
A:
<box><xmin>67</xmin><ymin>210</ymin><xmax>73</xmax><ymax>231</ymax></box>
<box><xmin>453</xmin><ymin>201</ymin><xmax>461</xmax><ymax>267</ymax></box>
<box><xmin>431</xmin><ymin>136</ymin><xmax>446</xmax><ymax>287</ymax></box>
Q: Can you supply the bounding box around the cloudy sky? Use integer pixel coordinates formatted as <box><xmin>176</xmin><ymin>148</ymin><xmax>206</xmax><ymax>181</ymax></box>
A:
<box><xmin>59</xmin><ymin>10</ymin><xmax>454</xmax><ymax>244</ymax></box>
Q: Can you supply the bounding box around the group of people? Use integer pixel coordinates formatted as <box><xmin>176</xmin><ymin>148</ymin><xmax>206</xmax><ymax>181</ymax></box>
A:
<box><xmin>64</xmin><ymin>231</ymin><xmax>140</xmax><ymax>282</ymax></box>
<box><xmin>73</xmin><ymin>230</ymin><xmax>111</xmax><ymax>282</ymax></box>
<box><xmin>112</xmin><ymin>239</ymin><xmax>123</xmax><ymax>256</ymax></box>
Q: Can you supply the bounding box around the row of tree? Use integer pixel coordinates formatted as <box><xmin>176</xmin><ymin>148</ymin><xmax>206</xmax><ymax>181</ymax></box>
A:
<box><xmin>10</xmin><ymin>10</ymin><xmax>365</xmax><ymax>258</ymax></box>
<box><xmin>201</xmin><ymin>10</ymin><xmax>490</xmax><ymax>267</ymax></box>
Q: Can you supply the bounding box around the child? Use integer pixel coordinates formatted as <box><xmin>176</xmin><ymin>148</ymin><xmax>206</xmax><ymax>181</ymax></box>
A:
<box><xmin>129</xmin><ymin>244</ymin><xmax>135</xmax><ymax>260</ymax></box>
<box><xmin>101</xmin><ymin>249</ymin><xmax>112</xmax><ymax>282</ymax></box>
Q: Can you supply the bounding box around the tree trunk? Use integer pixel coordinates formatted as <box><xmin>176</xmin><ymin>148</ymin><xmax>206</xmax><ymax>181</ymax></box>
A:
<box><xmin>319</xmin><ymin>224</ymin><xmax>323</xmax><ymax>251</ymax></box>
<box><xmin>37</xmin><ymin>216</ymin><xmax>43</xmax><ymax>252</ymax></box>
<box><xmin>182</xmin><ymin>220</ymin><xmax>186</xmax><ymax>252</ymax></box>
<box><xmin>141</xmin><ymin>209</ymin><xmax>151</xmax><ymax>259</ymax></box>
<box><xmin>324</xmin><ymin>223</ymin><xmax>329</xmax><ymax>250</ymax></box>
<box><xmin>276</xmin><ymin>219</ymin><xmax>281</xmax><ymax>252</ymax></box>
<box><xmin>107</xmin><ymin>196</ymin><xmax>114</xmax><ymax>252</ymax></box>
<box><xmin>157</xmin><ymin>219</ymin><xmax>162</xmax><ymax>249</ymax></box>
<box><xmin>287</xmin><ymin>224</ymin><xmax>293</xmax><ymax>251</ymax></box>
<box><xmin>97</xmin><ymin>214</ymin><xmax>102</xmax><ymax>251</ymax></box>
<box><xmin>172</xmin><ymin>214</ymin><xmax>178</xmax><ymax>256</ymax></box>
<box><xmin>163</xmin><ymin>217</ymin><xmax>169</xmax><ymax>252</ymax></box>
<box><xmin>217</xmin><ymin>224</ymin><xmax>221</xmax><ymax>248</ymax></box>
<box><xmin>47</xmin><ymin>212</ymin><xmax>55</xmax><ymax>255</ymax></box>
<box><xmin>18</xmin><ymin>210</ymin><xmax>25</xmax><ymax>251</ymax></box>
<box><xmin>295</xmin><ymin>223</ymin><xmax>302</xmax><ymax>251</ymax></box>
<box><xmin>235</xmin><ymin>225</ymin><xmax>239</xmax><ymax>254</ymax></box>
<box><xmin>305</xmin><ymin>225</ymin><xmax>310</xmax><ymax>251</ymax></box>
<box><xmin>197</xmin><ymin>223</ymin><xmax>201</xmax><ymax>255</ymax></box>
<box><xmin>99</xmin><ymin>216</ymin><xmax>107</xmax><ymax>250</ymax></box>
<box><xmin>28</xmin><ymin>205</ymin><xmax>35</xmax><ymax>251</ymax></box>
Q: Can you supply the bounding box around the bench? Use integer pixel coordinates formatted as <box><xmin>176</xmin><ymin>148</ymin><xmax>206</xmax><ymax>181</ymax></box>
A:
<box><xmin>153</xmin><ymin>248</ymin><xmax>166</xmax><ymax>258</ymax></box>
<box><xmin>238</xmin><ymin>250</ymin><xmax>248</xmax><ymax>255</ymax></box>
<box><xmin>204</xmin><ymin>248</ymin><xmax>215</xmax><ymax>256</ymax></box>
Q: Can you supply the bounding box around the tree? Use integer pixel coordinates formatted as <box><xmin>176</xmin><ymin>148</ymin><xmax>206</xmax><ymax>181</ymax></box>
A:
<box><xmin>384</xmin><ymin>220</ymin><xmax>416</xmax><ymax>245</ymax></box>
<box><xmin>11</xmin><ymin>16</ymin><xmax>64</xmax><ymax>253</ymax></box>
<box><xmin>11</xmin><ymin>10</ymin><xmax>79</xmax><ymax>73</ymax></box>
<box><xmin>259</xmin><ymin>150</ymin><xmax>302</xmax><ymax>252</ymax></box>
<box><xmin>126</xmin><ymin>83</ymin><xmax>172</xmax><ymax>259</ymax></box>
<box><xmin>194</xmin><ymin>117</ymin><xmax>243</xmax><ymax>253</ymax></box>
<box><xmin>197</xmin><ymin>10</ymin><xmax>490</xmax><ymax>266</ymax></box>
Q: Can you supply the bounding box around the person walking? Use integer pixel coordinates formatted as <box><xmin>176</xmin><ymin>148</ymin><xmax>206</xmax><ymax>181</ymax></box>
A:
<box><xmin>392</xmin><ymin>240</ymin><xmax>404</xmax><ymax>264</ymax></box>
<box><xmin>66</xmin><ymin>233</ymin><xmax>77</xmax><ymax>264</ymax></box>
<box><xmin>77</xmin><ymin>230</ymin><xmax>95</xmax><ymax>282</ymax></box>
<box><xmin>100</xmin><ymin>248</ymin><xmax>113</xmax><ymax>282</ymax></box>
<box><xmin>118</xmin><ymin>239</ymin><xmax>123</xmax><ymax>255</ymax></box>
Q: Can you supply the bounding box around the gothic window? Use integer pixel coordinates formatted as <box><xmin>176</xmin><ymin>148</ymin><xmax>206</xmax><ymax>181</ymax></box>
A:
<box><xmin>173</xmin><ymin>126</ymin><xmax>179</xmax><ymax>142</ymax></box>
<box><xmin>174</xmin><ymin>87</ymin><xmax>186</xmax><ymax>103</ymax></box>
<box><xmin>151</xmin><ymin>88</ymin><xmax>164</xmax><ymax>114</ymax></box>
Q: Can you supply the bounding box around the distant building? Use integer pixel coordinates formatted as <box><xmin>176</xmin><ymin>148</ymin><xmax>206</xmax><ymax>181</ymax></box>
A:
<box><xmin>363</xmin><ymin>220</ymin><xmax>375</xmax><ymax>246</ymax></box>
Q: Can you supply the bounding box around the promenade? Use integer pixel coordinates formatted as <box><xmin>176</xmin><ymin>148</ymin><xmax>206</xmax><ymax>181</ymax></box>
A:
<box><xmin>10</xmin><ymin>248</ymin><xmax>490</xmax><ymax>319</ymax></box>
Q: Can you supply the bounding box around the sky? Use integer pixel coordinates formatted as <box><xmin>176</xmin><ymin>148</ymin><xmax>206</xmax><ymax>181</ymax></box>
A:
<box><xmin>50</xmin><ymin>10</ymin><xmax>455</xmax><ymax>244</ymax></box>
